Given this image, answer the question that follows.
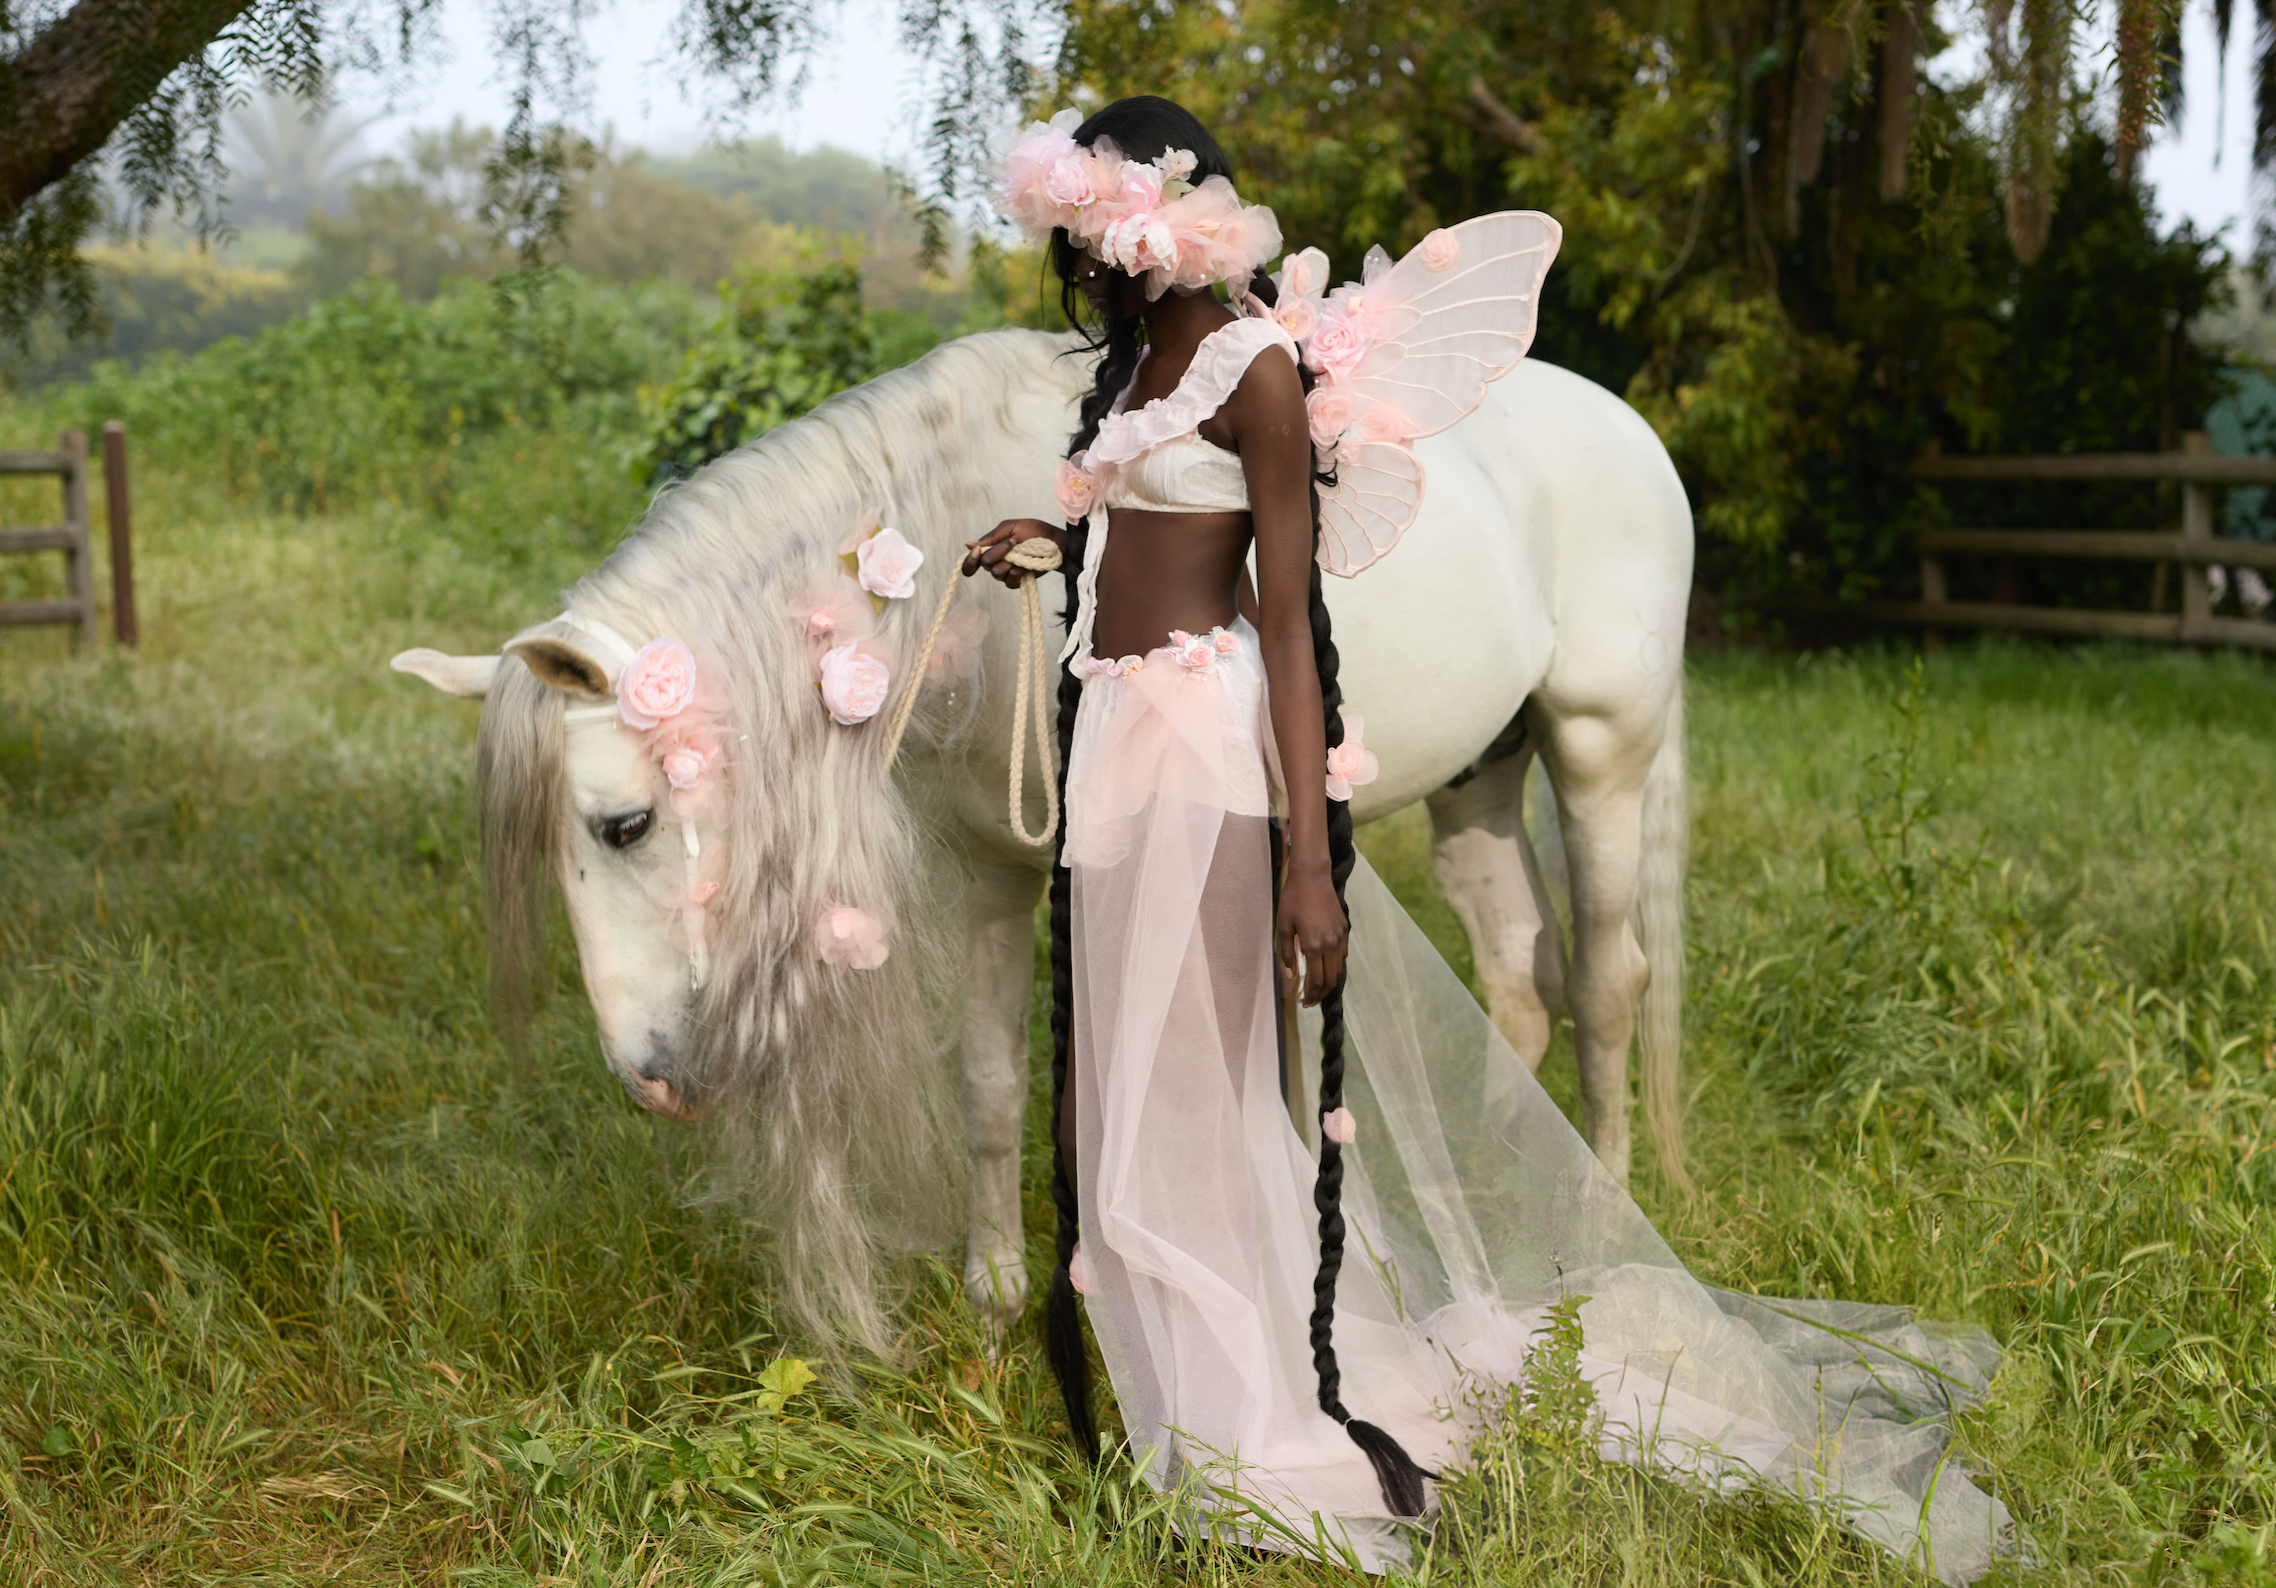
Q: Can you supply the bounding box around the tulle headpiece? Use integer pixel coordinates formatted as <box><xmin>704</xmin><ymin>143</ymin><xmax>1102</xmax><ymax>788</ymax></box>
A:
<box><xmin>996</xmin><ymin>108</ymin><xmax>1284</xmax><ymax>299</ymax></box>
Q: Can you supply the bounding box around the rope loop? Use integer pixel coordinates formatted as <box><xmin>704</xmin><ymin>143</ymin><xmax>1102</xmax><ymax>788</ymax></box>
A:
<box><xmin>880</xmin><ymin>535</ymin><xmax>1065</xmax><ymax>850</ymax></box>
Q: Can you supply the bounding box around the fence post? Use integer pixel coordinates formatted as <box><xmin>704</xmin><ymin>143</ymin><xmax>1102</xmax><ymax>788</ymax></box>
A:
<box><xmin>102</xmin><ymin>422</ymin><xmax>136</xmax><ymax>647</ymax></box>
<box><xmin>59</xmin><ymin>429</ymin><xmax>95</xmax><ymax>652</ymax></box>
<box><xmin>1916</xmin><ymin>438</ymin><xmax>1948</xmax><ymax>650</ymax></box>
<box><xmin>2181</xmin><ymin>430</ymin><xmax>2212</xmax><ymax>639</ymax></box>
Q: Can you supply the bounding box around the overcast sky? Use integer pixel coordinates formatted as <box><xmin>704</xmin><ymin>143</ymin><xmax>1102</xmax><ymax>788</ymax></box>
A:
<box><xmin>331</xmin><ymin>0</ymin><xmax>2263</xmax><ymax>247</ymax></box>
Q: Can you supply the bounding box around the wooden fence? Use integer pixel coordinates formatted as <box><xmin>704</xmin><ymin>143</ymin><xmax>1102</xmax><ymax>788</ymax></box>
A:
<box><xmin>0</xmin><ymin>424</ymin><xmax>136</xmax><ymax>650</ymax></box>
<box><xmin>1834</xmin><ymin>432</ymin><xmax>2276</xmax><ymax>653</ymax></box>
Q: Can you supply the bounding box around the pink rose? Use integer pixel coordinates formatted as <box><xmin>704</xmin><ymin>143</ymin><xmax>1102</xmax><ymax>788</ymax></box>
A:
<box><xmin>1044</xmin><ymin>152</ymin><xmax>1096</xmax><ymax>207</ymax></box>
<box><xmin>1306</xmin><ymin>385</ymin><xmax>1356</xmax><ymax>451</ymax></box>
<box><xmin>1157</xmin><ymin>148</ymin><xmax>1197</xmax><ymax>181</ymax></box>
<box><xmin>818</xmin><ymin>642</ymin><xmax>891</xmax><ymax>725</ymax></box>
<box><xmin>1272</xmin><ymin>295</ymin><xmax>1318</xmax><ymax>343</ymax></box>
<box><xmin>1304</xmin><ymin>304</ymin><xmax>1372</xmax><ymax>383</ymax></box>
<box><xmin>687</xmin><ymin>880</ymin><xmax>719</xmax><ymax>907</ymax></box>
<box><xmin>1357</xmin><ymin>399</ymin><xmax>1414</xmax><ymax>445</ymax></box>
<box><xmin>814</xmin><ymin>902</ymin><xmax>889</xmax><ymax>970</ymax></box>
<box><xmin>1418</xmin><ymin>227</ymin><xmax>1461</xmax><ymax>272</ymax></box>
<box><xmin>1055</xmin><ymin>455</ymin><xmax>1098</xmax><ymax>522</ymax></box>
<box><xmin>1119</xmin><ymin>160</ymin><xmax>1164</xmax><ymax>214</ymax></box>
<box><xmin>1322</xmin><ymin>1106</ymin><xmax>1357</xmax><ymax>1145</ymax></box>
<box><xmin>1212</xmin><ymin>629</ymin><xmax>1238</xmax><ymax>653</ymax></box>
<box><xmin>807</xmin><ymin>608</ymin><xmax>837</xmax><ymax>638</ymax></box>
<box><xmin>1169</xmin><ymin>630</ymin><xmax>1216</xmax><ymax>672</ymax></box>
<box><xmin>1324</xmin><ymin>714</ymin><xmax>1380</xmax><ymax>801</ymax></box>
<box><xmin>661</xmin><ymin>742</ymin><xmax>712</xmax><ymax>791</ymax></box>
<box><xmin>855</xmin><ymin>526</ymin><xmax>925</xmax><ymax>601</ymax></box>
<box><xmin>617</xmin><ymin>638</ymin><xmax>697</xmax><ymax>730</ymax></box>
<box><xmin>1104</xmin><ymin>211</ymin><xmax>1175</xmax><ymax>275</ymax></box>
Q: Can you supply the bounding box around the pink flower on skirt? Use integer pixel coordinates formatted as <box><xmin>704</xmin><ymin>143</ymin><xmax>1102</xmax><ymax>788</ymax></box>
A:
<box><xmin>855</xmin><ymin>526</ymin><xmax>925</xmax><ymax>601</ymax></box>
<box><xmin>617</xmin><ymin>638</ymin><xmax>697</xmax><ymax>730</ymax></box>
<box><xmin>1212</xmin><ymin>629</ymin><xmax>1239</xmax><ymax>654</ymax></box>
<box><xmin>1321</xmin><ymin>1106</ymin><xmax>1358</xmax><ymax>1145</ymax></box>
<box><xmin>814</xmin><ymin>902</ymin><xmax>889</xmax><ymax>969</ymax></box>
<box><xmin>1168</xmin><ymin>630</ymin><xmax>1217</xmax><ymax>672</ymax></box>
<box><xmin>1325</xmin><ymin>714</ymin><xmax>1380</xmax><ymax>801</ymax></box>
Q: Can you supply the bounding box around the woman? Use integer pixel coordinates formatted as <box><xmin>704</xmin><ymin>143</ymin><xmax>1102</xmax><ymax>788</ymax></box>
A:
<box><xmin>962</xmin><ymin>97</ymin><xmax>2010</xmax><ymax>1578</ymax></box>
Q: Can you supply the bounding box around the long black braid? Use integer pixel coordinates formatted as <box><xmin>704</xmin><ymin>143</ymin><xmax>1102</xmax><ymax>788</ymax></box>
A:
<box><xmin>1039</xmin><ymin>95</ymin><xmax>1431</xmax><ymax>1517</ymax></box>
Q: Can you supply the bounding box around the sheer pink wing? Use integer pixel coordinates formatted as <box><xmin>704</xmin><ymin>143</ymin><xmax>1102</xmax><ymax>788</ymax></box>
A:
<box><xmin>1312</xmin><ymin>211</ymin><xmax>1561</xmax><ymax>576</ymax></box>
<box><xmin>1316</xmin><ymin>442</ymin><xmax>1425</xmax><ymax>579</ymax></box>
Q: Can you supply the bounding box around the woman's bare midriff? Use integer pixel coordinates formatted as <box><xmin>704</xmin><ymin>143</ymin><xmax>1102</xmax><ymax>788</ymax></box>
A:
<box><xmin>1090</xmin><ymin>507</ymin><xmax>1252</xmax><ymax>659</ymax></box>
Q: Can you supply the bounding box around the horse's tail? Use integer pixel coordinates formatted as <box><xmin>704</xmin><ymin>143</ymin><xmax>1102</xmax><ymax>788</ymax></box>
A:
<box><xmin>1636</xmin><ymin>678</ymin><xmax>1691</xmax><ymax>1194</ymax></box>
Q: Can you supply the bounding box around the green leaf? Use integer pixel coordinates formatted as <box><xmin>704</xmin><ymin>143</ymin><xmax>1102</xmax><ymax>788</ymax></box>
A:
<box><xmin>41</xmin><ymin>1425</ymin><xmax>73</xmax><ymax>1458</ymax></box>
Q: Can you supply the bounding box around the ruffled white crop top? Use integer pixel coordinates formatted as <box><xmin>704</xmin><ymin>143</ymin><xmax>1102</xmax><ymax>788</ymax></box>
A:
<box><xmin>1061</xmin><ymin>315</ymin><xmax>1299</xmax><ymax>662</ymax></box>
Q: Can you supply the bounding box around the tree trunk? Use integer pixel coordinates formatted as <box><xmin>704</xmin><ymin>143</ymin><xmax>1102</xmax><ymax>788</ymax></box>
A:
<box><xmin>1878</xmin><ymin>0</ymin><xmax>1919</xmax><ymax>201</ymax></box>
<box><xmin>0</xmin><ymin>0</ymin><xmax>256</xmax><ymax>215</ymax></box>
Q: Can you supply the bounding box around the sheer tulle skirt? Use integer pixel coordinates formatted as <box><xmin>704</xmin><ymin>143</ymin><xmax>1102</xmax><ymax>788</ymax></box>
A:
<box><xmin>1063</xmin><ymin>621</ymin><xmax>2014</xmax><ymax>1580</ymax></box>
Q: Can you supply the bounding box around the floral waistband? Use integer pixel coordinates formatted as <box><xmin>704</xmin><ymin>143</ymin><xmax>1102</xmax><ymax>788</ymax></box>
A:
<box><xmin>1073</xmin><ymin>625</ymin><xmax>1245</xmax><ymax>681</ymax></box>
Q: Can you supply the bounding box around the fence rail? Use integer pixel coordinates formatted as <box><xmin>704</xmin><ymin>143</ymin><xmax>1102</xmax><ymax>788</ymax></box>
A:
<box><xmin>0</xmin><ymin>425</ymin><xmax>135</xmax><ymax>650</ymax></box>
<box><xmin>1839</xmin><ymin>433</ymin><xmax>2276</xmax><ymax>653</ymax></box>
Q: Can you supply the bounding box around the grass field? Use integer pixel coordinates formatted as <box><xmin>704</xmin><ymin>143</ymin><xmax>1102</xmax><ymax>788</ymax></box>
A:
<box><xmin>3</xmin><ymin>451</ymin><xmax>2274</xmax><ymax>1584</ymax></box>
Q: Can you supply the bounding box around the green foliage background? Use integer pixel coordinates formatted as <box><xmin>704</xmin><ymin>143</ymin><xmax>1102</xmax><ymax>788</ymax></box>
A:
<box><xmin>1049</xmin><ymin>0</ymin><xmax>2232</xmax><ymax>610</ymax></box>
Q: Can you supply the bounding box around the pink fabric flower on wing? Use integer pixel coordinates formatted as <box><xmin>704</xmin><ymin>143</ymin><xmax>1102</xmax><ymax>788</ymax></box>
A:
<box><xmin>1324</xmin><ymin>714</ymin><xmax>1379</xmax><ymax>801</ymax></box>
<box><xmin>1304</xmin><ymin>304</ymin><xmax>1372</xmax><ymax>384</ymax></box>
<box><xmin>1055</xmin><ymin>455</ymin><xmax>1098</xmax><ymax>522</ymax></box>
<box><xmin>1418</xmin><ymin>227</ymin><xmax>1461</xmax><ymax>272</ymax></box>
<box><xmin>1306</xmin><ymin>385</ymin><xmax>1356</xmax><ymax>451</ymax></box>
<box><xmin>856</xmin><ymin>526</ymin><xmax>926</xmax><ymax>601</ymax></box>
<box><xmin>1272</xmin><ymin>294</ymin><xmax>1318</xmax><ymax>343</ymax></box>
<box><xmin>814</xmin><ymin>902</ymin><xmax>890</xmax><ymax>970</ymax></box>
<box><xmin>1322</xmin><ymin>1106</ymin><xmax>1358</xmax><ymax>1145</ymax></box>
<box><xmin>818</xmin><ymin>643</ymin><xmax>891</xmax><ymax>725</ymax></box>
<box><xmin>1279</xmin><ymin>247</ymin><xmax>1329</xmax><ymax>301</ymax></box>
<box><xmin>1169</xmin><ymin>630</ymin><xmax>1217</xmax><ymax>672</ymax></box>
<box><xmin>1357</xmin><ymin>398</ymin><xmax>1415</xmax><ymax>445</ymax></box>
<box><xmin>617</xmin><ymin>639</ymin><xmax>697</xmax><ymax>730</ymax></box>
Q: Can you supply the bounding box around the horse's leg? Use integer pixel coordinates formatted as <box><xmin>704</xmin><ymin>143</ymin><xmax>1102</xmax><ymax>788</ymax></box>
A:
<box><xmin>961</xmin><ymin>866</ymin><xmax>1044</xmax><ymax>1333</ymax></box>
<box><xmin>1535</xmin><ymin>706</ymin><xmax>1663</xmax><ymax>1184</ymax></box>
<box><xmin>1426</xmin><ymin>738</ymin><xmax>1567</xmax><ymax>1112</ymax></box>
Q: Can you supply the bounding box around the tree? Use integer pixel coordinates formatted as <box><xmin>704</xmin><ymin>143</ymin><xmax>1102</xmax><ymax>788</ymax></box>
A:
<box><xmin>0</xmin><ymin>0</ymin><xmax>1051</xmax><ymax>347</ymax></box>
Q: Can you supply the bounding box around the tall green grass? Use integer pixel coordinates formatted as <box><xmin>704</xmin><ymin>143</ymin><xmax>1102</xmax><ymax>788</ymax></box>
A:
<box><xmin>2</xmin><ymin>417</ymin><xmax>2274</xmax><ymax>1581</ymax></box>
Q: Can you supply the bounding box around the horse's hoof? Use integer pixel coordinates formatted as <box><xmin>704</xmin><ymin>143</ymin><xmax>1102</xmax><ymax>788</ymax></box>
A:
<box><xmin>963</xmin><ymin>1250</ymin><xmax>1029</xmax><ymax>1344</ymax></box>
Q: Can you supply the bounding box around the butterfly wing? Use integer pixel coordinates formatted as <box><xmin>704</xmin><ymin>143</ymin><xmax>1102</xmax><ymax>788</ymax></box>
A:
<box><xmin>1317</xmin><ymin>442</ymin><xmax>1425</xmax><ymax>579</ymax></box>
<box><xmin>1312</xmin><ymin>211</ymin><xmax>1561</xmax><ymax>575</ymax></box>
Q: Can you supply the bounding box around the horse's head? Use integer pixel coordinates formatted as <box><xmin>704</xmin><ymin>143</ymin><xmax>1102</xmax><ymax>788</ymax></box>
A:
<box><xmin>393</xmin><ymin>622</ymin><xmax>717</xmax><ymax>1120</ymax></box>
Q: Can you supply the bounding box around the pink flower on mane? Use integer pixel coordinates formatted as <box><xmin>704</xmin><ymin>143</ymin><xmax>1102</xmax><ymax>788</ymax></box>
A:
<box><xmin>856</xmin><ymin>526</ymin><xmax>925</xmax><ymax>601</ymax></box>
<box><xmin>814</xmin><ymin>902</ymin><xmax>889</xmax><ymax>969</ymax></box>
<box><xmin>818</xmin><ymin>642</ymin><xmax>891</xmax><ymax>725</ymax></box>
<box><xmin>660</xmin><ymin>740</ymin><xmax>713</xmax><ymax>791</ymax></box>
<box><xmin>1324</xmin><ymin>714</ymin><xmax>1379</xmax><ymax>802</ymax></box>
<box><xmin>617</xmin><ymin>639</ymin><xmax>697</xmax><ymax>730</ymax></box>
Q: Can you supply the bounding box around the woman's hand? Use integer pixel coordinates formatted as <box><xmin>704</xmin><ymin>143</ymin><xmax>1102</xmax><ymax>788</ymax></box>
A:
<box><xmin>1276</xmin><ymin>862</ymin><xmax>1349</xmax><ymax>1008</ymax></box>
<box><xmin>962</xmin><ymin>518</ymin><xmax>1065</xmax><ymax>588</ymax></box>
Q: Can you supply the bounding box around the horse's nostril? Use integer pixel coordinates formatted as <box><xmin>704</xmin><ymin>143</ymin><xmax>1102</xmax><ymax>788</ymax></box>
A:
<box><xmin>632</xmin><ymin>1072</ymin><xmax>682</xmax><ymax>1115</ymax></box>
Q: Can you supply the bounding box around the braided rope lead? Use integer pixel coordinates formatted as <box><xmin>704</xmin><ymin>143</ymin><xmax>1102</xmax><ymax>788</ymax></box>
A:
<box><xmin>880</xmin><ymin>537</ymin><xmax>1065</xmax><ymax>850</ymax></box>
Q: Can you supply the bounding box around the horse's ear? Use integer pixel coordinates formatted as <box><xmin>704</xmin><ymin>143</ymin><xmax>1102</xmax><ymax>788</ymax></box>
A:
<box><xmin>391</xmin><ymin>648</ymin><xmax>499</xmax><ymax>699</ymax></box>
<box><xmin>503</xmin><ymin>621</ymin><xmax>615</xmax><ymax>701</ymax></box>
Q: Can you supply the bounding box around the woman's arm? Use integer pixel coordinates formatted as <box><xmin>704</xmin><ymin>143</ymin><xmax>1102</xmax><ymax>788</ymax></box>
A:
<box><xmin>1224</xmin><ymin>345</ymin><xmax>1347</xmax><ymax>1006</ymax></box>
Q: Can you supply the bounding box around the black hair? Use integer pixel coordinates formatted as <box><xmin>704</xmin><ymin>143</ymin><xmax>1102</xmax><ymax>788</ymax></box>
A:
<box><xmin>1039</xmin><ymin>94</ymin><xmax>1432</xmax><ymax>1518</ymax></box>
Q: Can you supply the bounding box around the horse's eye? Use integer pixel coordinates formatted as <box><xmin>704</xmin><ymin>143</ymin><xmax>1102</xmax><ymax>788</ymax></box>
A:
<box><xmin>600</xmin><ymin>809</ymin><xmax>655</xmax><ymax>850</ymax></box>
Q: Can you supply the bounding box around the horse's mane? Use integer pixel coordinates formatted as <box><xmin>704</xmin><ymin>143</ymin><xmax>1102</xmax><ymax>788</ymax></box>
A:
<box><xmin>475</xmin><ymin>328</ymin><xmax>1081</xmax><ymax>1358</ymax></box>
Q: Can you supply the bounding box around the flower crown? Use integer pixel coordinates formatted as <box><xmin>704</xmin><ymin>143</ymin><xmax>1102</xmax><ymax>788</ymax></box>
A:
<box><xmin>996</xmin><ymin>108</ymin><xmax>1284</xmax><ymax>298</ymax></box>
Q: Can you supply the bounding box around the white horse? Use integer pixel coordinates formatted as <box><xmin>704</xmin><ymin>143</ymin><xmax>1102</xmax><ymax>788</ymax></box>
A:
<box><xmin>394</xmin><ymin>328</ymin><xmax>1693</xmax><ymax>1352</ymax></box>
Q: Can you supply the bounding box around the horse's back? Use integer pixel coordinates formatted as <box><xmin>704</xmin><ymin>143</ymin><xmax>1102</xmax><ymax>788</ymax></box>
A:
<box><xmin>1332</xmin><ymin>361</ymin><xmax>1691</xmax><ymax>815</ymax></box>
